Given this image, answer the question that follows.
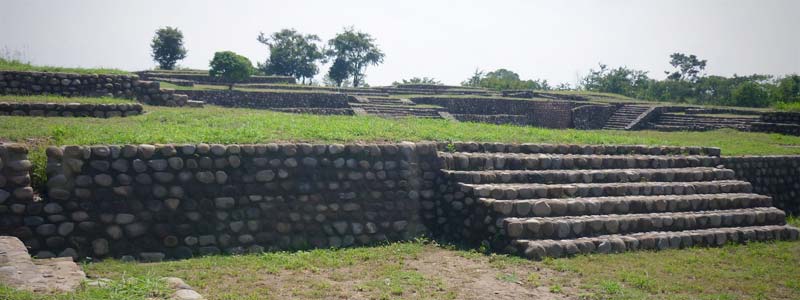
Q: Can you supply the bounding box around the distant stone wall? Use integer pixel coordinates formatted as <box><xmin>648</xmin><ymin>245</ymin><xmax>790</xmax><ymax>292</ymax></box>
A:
<box><xmin>0</xmin><ymin>142</ymin><xmax>438</xmax><ymax>260</ymax></box>
<box><xmin>572</xmin><ymin>104</ymin><xmax>618</xmax><ymax>129</ymax></box>
<box><xmin>137</xmin><ymin>72</ymin><xmax>296</xmax><ymax>84</ymax></box>
<box><xmin>179</xmin><ymin>90</ymin><xmax>350</xmax><ymax>109</ymax></box>
<box><xmin>452</xmin><ymin>114</ymin><xmax>530</xmax><ymax>125</ymax></box>
<box><xmin>0</xmin><ymin>71</ymin><xmax>138</xmax><ymax>98</ymax></box>
<box><xmin>411</xmin><ymin>97</ymin><xmax>579</xmax><ymax>128</ymax></box>
<box><xmin>0</xmin><ymin>102</ymin><xmax>143</xmax><ymax>118</ymax></box>
<box><xmin>722</xmin><ymin>156</ymin><xmax>800</xmax><ymax>215</ymax></box>
<box><xmin>0</xmin><ymin>71</ymin><xmax>187</xmax><ymax>107</ymax></box>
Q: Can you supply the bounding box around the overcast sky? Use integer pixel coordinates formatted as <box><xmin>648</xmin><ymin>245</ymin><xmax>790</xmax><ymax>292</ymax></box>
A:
<box><xmin>1</xmin><ymin>0</ymin><xmax>798</xmax><ymax>86</ymax></box>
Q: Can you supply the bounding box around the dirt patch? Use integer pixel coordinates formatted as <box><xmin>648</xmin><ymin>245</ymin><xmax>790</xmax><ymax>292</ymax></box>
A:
<box><xmin>406</xmin><ymin>248</ymin><xmax>575</xmax><ymax>300</ymax></box>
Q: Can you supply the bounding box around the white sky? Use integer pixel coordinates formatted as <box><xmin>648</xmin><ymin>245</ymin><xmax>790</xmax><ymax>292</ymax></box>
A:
<box><xmin>1</xmin><ymin>0</ymin><xmax>798</xmax><ymax>86</ymax></box>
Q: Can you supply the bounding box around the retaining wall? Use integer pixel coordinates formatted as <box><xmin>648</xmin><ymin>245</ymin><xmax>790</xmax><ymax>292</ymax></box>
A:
<box><xmin>0</xmin><ymin>102</ymin><xmax>143</xmax><ymax>118</ymax></box>
<box><xmin>0</xmin><ymin>143</ymin><xmax>438</xmax><ymax>260</ymax></box>
<box><xmin>572</xmin><ymin>104</ymin><xmax>619</xmax><ymax>129</ymax></box>
<box><xmin>722</xmin><ymin>156</ymin><xmax>800</xmax><ymax>215</ymax></box>
<box><xmin>0</xmin><ymin>71</ymin><xmax>187</xmax><ymax>107</ymax></box>
<box><xmin>137</xmin><ymin>72</ymin><xmax>296</xmax><ymax>84</ymax></box>
<box><xmin>178</xmin><ymin>90</ymin><xmax>350</xmax><ymax>109</ymax></box>
<box><xmin>410</xmin><ymin>97</ymin><xmax>579</xmax><ymax>128</ymax></box>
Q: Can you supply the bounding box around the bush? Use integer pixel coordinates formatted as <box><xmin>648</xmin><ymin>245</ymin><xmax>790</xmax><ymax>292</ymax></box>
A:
<box><xmin>209</xmin><ymin>51</ymin><xmax>254</xmax><ymax>89</ymax></box>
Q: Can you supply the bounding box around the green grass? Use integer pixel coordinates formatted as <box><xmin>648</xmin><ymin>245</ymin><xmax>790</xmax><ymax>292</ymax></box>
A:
<box><xmin>0</xmin><ymin>58</ymin><xmax>130</xmax><ymax>75</ymax></box>
<box><xmin>157</xmin><ymin>82</ymin><xmax>339</xmax><ymax>94</ymax></box>
<box><xmin>0</xmin><ymin>95</ymin><xmax>136</xmax><ymax>104</ymax></box>
<box><xmin>6</xmin><ymin>237</ymin><xmax>798</xmax><ymax>300</ymax></box>
<box><xmin>0</xmin><ymin>275</ymin><xmax>170</xmax><ymax>300</ymax></box>
<box><xmin>1</xmin><ymin>99</ymin><xmax>799</xmax><ymax>156</ymax></box>
<box><xmin>774</xmin><ymin>102</ymin><xmax>800</xmax><ymax>112</ymax></box>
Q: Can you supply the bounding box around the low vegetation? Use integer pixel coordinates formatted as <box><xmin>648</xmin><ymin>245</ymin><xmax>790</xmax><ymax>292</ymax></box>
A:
<box><xmin>0</xmin><ymin>58</ymin><xmax>130</xmax><ymax>75</ymax></box>
<box><xmin>3</xmin><ymin>219</ymin><xmax>799</xmax><ymax>300</ymax></box>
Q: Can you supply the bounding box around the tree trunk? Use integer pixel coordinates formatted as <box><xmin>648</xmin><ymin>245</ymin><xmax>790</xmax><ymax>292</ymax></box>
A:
<box><xmin>229</xmin><ymin>83</ymin><xmax>234</xmax><ymax>90</ymax></box>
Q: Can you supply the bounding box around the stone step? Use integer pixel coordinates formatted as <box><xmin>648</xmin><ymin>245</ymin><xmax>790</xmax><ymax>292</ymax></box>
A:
<box><xmin>509</xmin><ymin>225</ymin><xmax>800</xmax><ymax>259</ymax></box>
<box><xmin>480</xmin><ymin>193</ymin><xmax>772</xmax><ymax>218</ymax></box>
<box><xmin>444</xmin><ymin>167</ymin><xmax>734</xmax><ymax>184</ymax></box>
<box><xmin>435</xmin><ymin>143</ymin><xmax>720</xmax><ymax>156</ymax></box>
<box><xmin>502</xmin><ymin>207</ymin><xmax>786</xmax><ymax>239</ymax></box>
<box><xmin>463</xmin><ymin>180</ymin><xmax>752</xmax><ymax>200</ymax></box>
<box><xmin>441</xmin><ymin>152</ymin><xmax>721</xmax><ymax>171</ymax></box>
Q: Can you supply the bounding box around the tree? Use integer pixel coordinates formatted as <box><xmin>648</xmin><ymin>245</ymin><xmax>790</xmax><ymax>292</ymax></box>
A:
<box><xmin>665</xmin><ymin>53</ymin><xmax>707</xmax><ymax>82</ymax></box>
<box><xmin>392</xmin><ymin>77</ymin><xmax>442</xmax><ymax>86</ymax></box>
<box><xmin>150</xmin><ymin>26</ymin><xmax>187</xmax><ymax>70</ymax></box>
<box><xmin>581</xmin><ymin>63</ymin><xmax>649</xmax><ymax>96</ymax></box>
<box><xmin>257</xmin><ymin>29</ymin><xmax>324</xmax><ymax>84</ymax></box>
<box><xmin>731</xmin><ymin>81</ymin><xmax>769</xmax><ymax>107</ymax></box>
<box><xmin>209</xmin><ymin>51</ymin><xmax>254</xmax><ymax>90</ymax></box>
<box><xmin>326</xmin><ymin>57</ymin><xmax>352</xmax><ymax>87</ymax></box>
<box><xmin>326</xmin><ymin>27</ymin><xmax>384</xmax><ymax>87</ymax></box>
<box><xmin>461</xmin><ymin>69</ymin><xmax>484</xmax><ymax>87</ymax></box>
<box><xmin>771</xmin><ymin>74</ymin><xmax>800</xmax><ymax>103</ymax></box>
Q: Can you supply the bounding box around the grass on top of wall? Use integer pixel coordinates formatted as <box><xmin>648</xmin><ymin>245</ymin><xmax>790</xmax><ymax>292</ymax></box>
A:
<box><xmin>0</xmin><ymin>58</ymin><xmax>131</xmax><ymax>75</ymax></box>
<box><xmin>0</xmin><ymin>95</ymin><xmax>136</xmax><ymax>105</ymax></box>
<box><xmin>774</xmin><ymin>102</ymin><xmax>800</xmax><ymax>112</ymax></box>
<box><xmin>1</xmin><ymin>100</ymin><xmax>800</xmax><ymax>155</ymax></box>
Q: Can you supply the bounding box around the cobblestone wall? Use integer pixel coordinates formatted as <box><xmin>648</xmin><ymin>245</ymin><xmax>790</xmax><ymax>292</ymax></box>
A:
<box><xmin>0</xmin><ymin>102</ymin><xmax>143</xmax><ymax>118</ymax></box>
<box><xmin>178</xmin><ymin>90</ymin><xmax>350</xmax><ymax>109</ymax></box>
<box><xmin>722</xmin><ymin>156</ymin><xmax>800</xmax><ymax>215</ymax></box>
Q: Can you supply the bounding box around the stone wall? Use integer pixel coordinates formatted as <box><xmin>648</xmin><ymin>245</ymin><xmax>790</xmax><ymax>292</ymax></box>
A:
<box><xmin>572</xmin><ymin>104</ymin><xmax>619</xmax><ymax>129</ymax></box>
<box><xmin>452</xmin><ymin>114</ymin><xmax>530</xmax><ymax>125</ymax></box>
<box><xmin>0</xmin><ymin>71</ymin><xmax>188</xmax><ymax>107</ymax></box>
<box><xmin>0</xmin><ymin>142</ymin><xmax>438</xmax><ymax>260</ymax></box>
<box><xmin>410</xmin><ymin>97</ymin><xmax>579</xmax><ymax>128</ymax></box>
<box><xmin>137</xmin><ymin>72</ymin><xmax>296</xmax><ymax>84</ymax></box>
<box><xmin>0</xmin><ymin>71</ymin><xmax>137</xmax><ymax>98</ymax></box>
<box><xmin>722</xmin><ymin>156</ymin><xmax>800</xmax><ymax>215</ymax></box>
<box><xmin>178</xmin><ymin>90</ymin><xmax>351</xmax><ymax>110</ymax></box>
<box><xmin>0</xmin><ymin>102</ymin><xmax>143</xmax><ymax>118</ymax></box>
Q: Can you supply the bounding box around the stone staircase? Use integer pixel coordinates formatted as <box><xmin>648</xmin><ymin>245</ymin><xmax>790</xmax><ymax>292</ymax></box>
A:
<box><xmin>437</xmin><ymin>144</ymin><xmax>799</xmax><ymax>259</ymax></box>
<box><xmin>648</xmin><ymin>113</ymin><xmax>755</xmax><ymax>131</ymax></box>
<box><xmin>602</xmin><ymin>105</ymin><xmax>651</xmax><ymax>130</ymax></box>
<box><xmin>350</xmin><ymin>96</ymin><xmax>446</xmax><ymax>119</ymax></box>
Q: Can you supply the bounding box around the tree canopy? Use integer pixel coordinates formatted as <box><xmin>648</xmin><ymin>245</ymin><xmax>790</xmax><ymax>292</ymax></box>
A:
<box><xmin>392</xmin><ymin>77</ymin><xmax>441</xmax><ymax>86</ymax></box>
<box><xmin>665</xmin><ymin>53</ymin><xmax>707</xmax><ymax>82</ymax></box>
<box><xmin>150</xmin><ymin>26</ymin><xmax>187</xmax><ymax>70</ymax></box>
<box><xmin>461</xmin><ymin>68</ymin><xmax>550</xmax><ymax>90</ymax></box>
<box><xmin>257</xmin><ymin>29</ymin><xmax>323</xmax><ymax>84</ymax></box>
<box><xmin>209</xmin><ymin>51</ymin><xmax>253</xmax><ymax>90</ymax></box>
<box><xmin>325</xmin><ymin>27</ymin><xmax>384</xmax><ymax>87</ymax></box>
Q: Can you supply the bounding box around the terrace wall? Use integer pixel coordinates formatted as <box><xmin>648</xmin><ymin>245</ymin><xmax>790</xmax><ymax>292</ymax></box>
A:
<box><xmin>0</xmin><ymin>71</ymin><xmax>187</xmax><ymax>107</ymax></box>
<box><xmin>410</xmin><ymin>97</ymin><xmax>579</xmax><ymax>128</ymax></box>
<box><xmin>178</xmin><ymin>90</ymin><xmax>351</xmax><ymax>110</ymax></box>
<box><xmin>0</xmin><ymin>102</ymin><xmax>143</xmax><ymax>118</ymax></box>
<box><xmin>722</xmin><ymin>156</ymin><xmax>800</xmax><ymax>215</ymax></box>
<box><xmin>0</xmin><ymin>143</ymin><xmax>438</xmax><ymax>260</ymax></box>
<box><xmin>137</xmin><ymin>72</ymin><xmax>296</xmax><ymax>84</ymax></box>
<box><xmin>572</xmin><ymin>104</ymin><xmax>619</xmax><ymax>130</ymax></box>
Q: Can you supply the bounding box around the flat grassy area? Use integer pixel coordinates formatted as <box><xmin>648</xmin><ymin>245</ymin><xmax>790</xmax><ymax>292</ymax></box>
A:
<box><xmin>0</xmin><ymin>95</ymin><xmax>136</xmax><ymax>105</ymax></box>
<box><xmin>3</xmin><ymin>217</ymin><xmax>798</xmax><ymax>300</ymax></box>
<box><xmin>1</xmin><ymin>99</ymin><xmax>799</xmax><ymax>156</ymax></box>
<box><xmin>774</xmin><ymin>102</ymin><xmax>800</xmax><ymax>112</ymax></box>
<box><xmin>0</xmin><ymin>59</ymin><xmax>130</xmax><ymax>75</ymax></box>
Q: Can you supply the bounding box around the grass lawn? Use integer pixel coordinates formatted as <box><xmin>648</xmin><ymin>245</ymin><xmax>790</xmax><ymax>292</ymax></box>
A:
<box><xmin>3</xmin><ymin>216</ymin><xmax>798</xmax><ymax>300</ymax></box>
<box><xmin>0</xmin><ymin>59</ymin><xmax>131</xmax><ymax>75</ymax></box>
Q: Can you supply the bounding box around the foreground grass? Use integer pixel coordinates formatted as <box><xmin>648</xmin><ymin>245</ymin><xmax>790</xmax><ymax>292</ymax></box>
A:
<box><xmin>4</xmin><ymin>230</ymin><xmax>799</xmax><ymax>300</ymax></box>
<box><xmin>0</xmin><ymin>58</ymin><xmax>130</xmax><ymax>75</ymax></box>
<box><xmin>0</xmin><ymin>95</ymin><xmax>136</xmax><ymax>104</ymax></box>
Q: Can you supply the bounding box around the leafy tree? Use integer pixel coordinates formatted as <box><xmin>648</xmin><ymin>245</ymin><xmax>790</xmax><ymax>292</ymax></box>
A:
<box><xmin>150</xmin><ymin>26</ymin><xmax>188</xmax><ymax>70</ymax></box>
<box><xmin>257</xmin><ymin>29</ymin><xmax>323</xmax><ymax>84</ymax></box>
<box><xmin>392</xmin><ymin>77</ymin><xmax>441</xmax><ymax>86</ymax></box>
<box><xmin>461</xmin><ymin>69</ymin><xmax>484</xmax><ymax>87</ymax></box>
<box><xmin>581</xmin><ymin>64</ymin><xmax>649</xmax><ymax>96</ymax></box>
<box><xmin>326</xmin><ymin>57</ymin><xmax>352</xmax><ymax>87</ymax></box>
<box><xmin>731</xmin><ymin>81</ymin><xmax>769</xmax><ymax>107</ymax></box>
<box><xmin>462</xmin><ymin>68</ymin><xmax>550</xmax><ymax>90</ymax></box>
<box><xmin>326</xmin><ymin>27</ymin><xmax>384</xmax><ymax>87</ymax></box>
<box><xmin>771</xmin><ymin>74</ymin><xmax>800</xmax><ymax>103</ymax></box>
<box><xmin>665</xmin><ymin>53</ymin><xmax>707</xmax><ymax>82</ymax></box>
<box><xmin>209</xmin><ymin>51</ymin><xmax>254</xmax><ymax>90</ymax></box>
